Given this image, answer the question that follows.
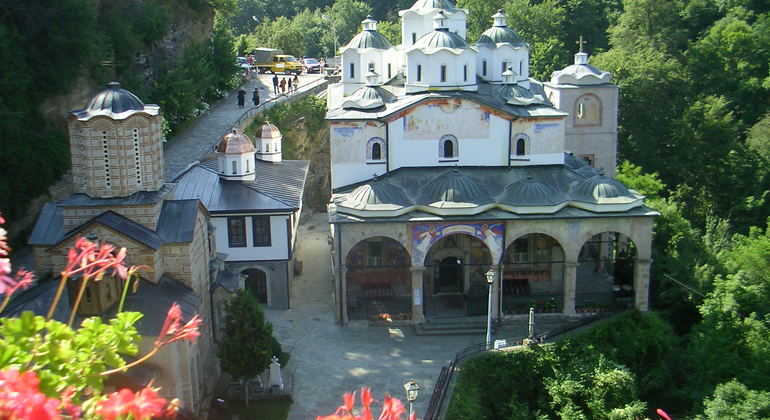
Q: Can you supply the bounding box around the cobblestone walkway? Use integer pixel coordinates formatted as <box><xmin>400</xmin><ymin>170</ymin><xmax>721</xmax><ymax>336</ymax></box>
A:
<box><xmin>163</xmin><ymin>74</ymin><xmax>325</xmax><ymax>180</ymax></box>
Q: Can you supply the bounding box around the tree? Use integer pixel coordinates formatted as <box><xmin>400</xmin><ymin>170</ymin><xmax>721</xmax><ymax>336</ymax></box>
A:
<box><xmin>503</xmin><ymin>0</ymin><xmax>568</xmax><ymax>80</ymax></box>
<box><xmin>699</xmin><ymin>380</ymin><xmax>770</xmax><ymax>419</ymax></box>
<box><xmin>217</xmin><ymin>289</ymin><xmax>276</xmax><ymax>405</ymax></box>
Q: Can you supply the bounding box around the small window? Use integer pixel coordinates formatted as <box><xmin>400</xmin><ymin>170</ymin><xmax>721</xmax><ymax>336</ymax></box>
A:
<box><xmin>417</xmin><ymin>65</ymin><xmax>422</xmax><ymax>82</ymax></box>
<box><xmin>246</xmin><ymin>159</ymin><xmax>250</xmax><ymax>173</ymax></box>
<box><xmin>574</xmin><ymin>93</ymin><xmax>602</xmax><ymax>126</ymax></box>
<box><xmin>227</xmin><ymin>217</ymin><xmax>247</xmax><ymax>247</ymax></box>
<box><xmin>440</xmin><ymin>65</ymin><xmax>446</xmax><ymax>82</ymax></box>
<box><xmin>411</xmin><ymin>32</ymin><xmax>417</xmax><ymax>44</ymax></box>
<box><xmin>366</xmin><ymin>137</ymin><xmax>385</xmax><ymax>162</ymax></box>
<box><xmin>578</xmin><ymin>154</ymin><xmax>596</xmax><ymax>167</ymax></box>
<box><xmin>349</xmin><ymin>63</ymin><xmax>355</xmax><ymax>79</ymax></box>
<box><xmin>519</xmin><ymin>61</ymin><xmax>523</xmax><ymax>76</ymax></box>
<box><xmin>444</xmin><ymin>140</ymin><xmax>453</xmax><ymax>157</ymax></box>
<box><xmin>372</xmin><ymin>142</ymin><xmax>381</xmax><ymax>160</ymax></box>
<box><xmin>516</xmin><ymin>138</ymin><xmax>526</xmax><ymax>156</ymax></box>
<box><xmin>502</xmin><ymin>61</ymin><xmax>507</xmax><ymax>73</ymax></box>
<box><xmin>439</xmin><ymin>134</ymin><xmax>458</xmax><ymax>160</ymax></box>
<box><xmin>368</xmin><ymin>62</ymin><xmax>375</xmax><ymax>71</ymax></box>
<box><xmin>231</xmin><ymin>160</ymin><xmax>237</xmax><ymax>174</ymax></box>
<box><xmin>265</xmin><ymin>143</ymin><xmax>269</xmax><ymax>153</ymax></box>
<box><xmin>252</xmin><ymin>216</ymin><xmax>271</xmax><ymax>247</ymax></box>
<box><xmin>482</xmin><ymin>60</ymin><xmax>487</xmax><ymax>76</ymax></box>
<box><xmin>510</xmin><ymin>133</ymin><xmax>530</xmax><ymax>158</ymax></box>
<box><xmin>463</xmin><ymin>64</ymin><xmax>467</xmax><ymax>82</ymax></box>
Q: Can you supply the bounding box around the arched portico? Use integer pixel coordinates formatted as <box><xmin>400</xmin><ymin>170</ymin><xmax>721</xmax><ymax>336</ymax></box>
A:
<box><xmin>501</xmin><ymin>233</ymin><xmax>565</xmax><ymax>315</ymax></box>
<box><xmin>344</xmin><ymin>236</ymin><xmax>411</xmax><ymax>321</ymax></box>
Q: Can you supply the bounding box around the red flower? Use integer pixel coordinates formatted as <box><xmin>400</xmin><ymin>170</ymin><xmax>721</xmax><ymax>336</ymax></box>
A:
<box><xmin>155</xmin><ymin>303</ymin><xmax>201</xmax><ymax>348</ymax></box>
<box><xmin>97</xmin><ymin>386</ymin><xmax>168</xmax><ymax>420</ymax></box>
<box><xmin>62</xmin><ymin>237</ymin><xmax>129</xmax><ymax>282</ymax></box>
<box><xmin>0</xmin><ymin>368</ymin><xmax>70</xmax><ymax>420</ymax></box>
<box><xmin>317</xmin><ymin>388</ymin><xmax>410</xmax><ymax>420</ymax></box>
<box><xmin>657</xmin><ymin>408</ymin><xmax>673</xmax><ymax>420</ymax></box>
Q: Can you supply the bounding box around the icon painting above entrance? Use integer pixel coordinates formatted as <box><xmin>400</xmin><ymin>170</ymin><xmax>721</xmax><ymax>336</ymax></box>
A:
<box><xmin>410</xmin><ymin>222</ymin><xmax>504</xmax><ymax>265</ymax></box>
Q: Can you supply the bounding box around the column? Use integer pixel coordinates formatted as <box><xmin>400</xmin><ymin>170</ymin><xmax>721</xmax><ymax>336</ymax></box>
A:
<box><xmin>633</xmin><ymin>258</ymin><xmax>652</xmax><ymax>311</ymax></box>
<box><xmin>410</xmin><ymin>266</ymin><xmax>426</xmax><ymax>323</ymax></box>
<box><xmin>337</xmin><ymin>267</ymin><xmax>348</xmax><ymax>324</ymax></box>
<box><xmin>492</xmin><ymin>265</ymin><xmax>502</xmax><ymax>319</ymax></box>
<box><xmin>562</xmin><ymin>262</ymin><xmax>578</xmax><ymax>315</ymax></box>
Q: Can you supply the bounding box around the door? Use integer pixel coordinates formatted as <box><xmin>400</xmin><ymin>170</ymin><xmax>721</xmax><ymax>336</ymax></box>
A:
<box><xmin>437</xmin><ymin>257</ymin><xmax>463</xmax><ymax>293</ymax></box>
<box><xmin>245</xmin><ymin>269</ymin><xmax>268</xmax><ymax>303</ymax></box>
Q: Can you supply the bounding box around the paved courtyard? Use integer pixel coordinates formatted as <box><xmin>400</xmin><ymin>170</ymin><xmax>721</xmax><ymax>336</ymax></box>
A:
<box><xmin>265</xmin><ymin>212</ymin><xmax>577</xmax><ymax>419</ymax></box>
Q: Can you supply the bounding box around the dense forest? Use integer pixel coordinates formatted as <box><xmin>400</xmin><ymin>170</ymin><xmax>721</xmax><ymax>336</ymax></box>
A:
<box><xmin>230</xmin><ymin>0</ymin><xmax>770</xmax><ymax>417</ymax></box>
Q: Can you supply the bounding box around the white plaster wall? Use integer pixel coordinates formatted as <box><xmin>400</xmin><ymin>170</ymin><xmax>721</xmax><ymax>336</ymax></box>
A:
<box><xmin>330</xmin><ymin>121</ymin><xmax>388</xmax><ymax>189</ymax></box>
<box><xmin>508</xmin><ymin>118</ymin><xmax>565</xmax><ymax>165</ymax></box>
<box><xmin>213</xmin><ymin>214</ymin><xmax>290</xmax><ymax>261</ymax></box>
<box><xmin>401</xmin><ymin>10</ymin><xmax>468</xmax><ymax>47</ymax></box>
<box><xmin>490</xmin><ymin>45</ymin><xmax>529</xmax><ymax>82</ymax></box>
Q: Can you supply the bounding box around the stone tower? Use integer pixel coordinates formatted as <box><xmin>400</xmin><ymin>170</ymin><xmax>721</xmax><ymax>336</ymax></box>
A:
<box><xmin>68</xmin><ymin>82</ymin><xmax>164</xmax><ymax>198</ymax></box>
<box><xmin>544</xmin><ymin>49</ymin><xmax>619</xmax><ymax>176</ymax></box>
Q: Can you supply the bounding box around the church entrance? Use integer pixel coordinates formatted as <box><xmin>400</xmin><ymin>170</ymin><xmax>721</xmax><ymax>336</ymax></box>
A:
<box><xmin>436</xmin><ymin>257</ymin><xmax>463</xmax><ymax>293</ymax></box>
<box><xmin>243</xmin><ymin>268</ymin><xmax>268</xmax><ymax>303</ymax></box>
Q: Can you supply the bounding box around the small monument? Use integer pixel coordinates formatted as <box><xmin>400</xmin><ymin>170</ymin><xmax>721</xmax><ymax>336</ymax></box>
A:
<box><xmin>267</xmin><ymin>355</ymin><xmax>284</xmax><ymax>393</ymax></box>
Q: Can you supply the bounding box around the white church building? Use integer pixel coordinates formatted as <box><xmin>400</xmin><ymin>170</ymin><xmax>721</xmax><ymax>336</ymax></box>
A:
<box><xmin>326</xmin><ymin>0</ymin><xmax>656</xmax><ymax>324</ymax></box>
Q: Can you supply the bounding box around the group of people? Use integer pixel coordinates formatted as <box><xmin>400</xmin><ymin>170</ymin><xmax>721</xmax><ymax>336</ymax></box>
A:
<box><xmin>272</xmin><ymin>74</ymin><xmax>299</xmax><ymax>95</ymax></box>
<box><xmin>236</xmin><ymin>87</ymin><xmax>260</xmax><ymax>109</ymax></box>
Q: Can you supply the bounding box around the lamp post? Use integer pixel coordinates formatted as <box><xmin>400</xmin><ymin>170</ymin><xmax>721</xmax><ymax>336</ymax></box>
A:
<box><xmin>321</xmin><ymin>14</ymin><xmax>338</xmax><ymax>59</ymax></box>
<box><xmin>404</xmin><ymin>380</ymin><xmax>420</xmax><ymax>417</ymax></box>
<box><xmin>485</xmin><ymin>269</ymin><xmax>495</xmax><ymax>349</ymax></box>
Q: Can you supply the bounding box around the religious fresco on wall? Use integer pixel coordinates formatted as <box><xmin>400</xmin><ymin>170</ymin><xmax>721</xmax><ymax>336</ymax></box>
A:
<box><xmin>331</xmin><ymin>125</ymin><xmax>363</xmax><ymax>162</ymax></box>
<box><xmin>403</xmin><ymin>100</ymin><xmax>490</xmax><ymax>139</ymax></box>
<box><xmin>411</xmin><ymin>222</ymin><xmax>504</xmax><ymax>265</ymax></box>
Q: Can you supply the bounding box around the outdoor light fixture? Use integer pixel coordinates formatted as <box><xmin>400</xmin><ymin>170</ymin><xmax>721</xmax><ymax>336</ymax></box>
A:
<box><xmin>403</xmin><ymin>380</ymin><xmax>420</xmax><ymax>416</ymax></box>
<box><xmin>485</xmin><ymin>269</ymin><xmax>495</xmax><ymax>349</ymax></box>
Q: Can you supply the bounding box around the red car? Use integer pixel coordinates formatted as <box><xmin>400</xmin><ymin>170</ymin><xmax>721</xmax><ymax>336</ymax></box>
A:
<box><xmin>300</xmin><ymin>57</ymin><xmax>322</xmax><ymax>74</ymax></box>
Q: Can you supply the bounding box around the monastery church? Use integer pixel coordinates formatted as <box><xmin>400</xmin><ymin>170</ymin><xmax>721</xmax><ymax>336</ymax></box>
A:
<box><xmin>326</xmin><ymin>0</ymin><xmax>657</xmax><ymax>324</ymax></box>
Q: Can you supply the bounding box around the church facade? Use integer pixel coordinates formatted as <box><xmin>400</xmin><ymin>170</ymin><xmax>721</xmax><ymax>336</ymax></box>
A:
<box><xmin>326</xmin><ymin>0</ymin><xmax>656</xmax><ymax>324</ymax></box>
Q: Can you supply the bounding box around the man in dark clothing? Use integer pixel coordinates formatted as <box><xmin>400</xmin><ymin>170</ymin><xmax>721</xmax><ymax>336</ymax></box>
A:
<box><xmin>237</xmin><ymin>88</ymin><xmax>246</xmax><ymax>108</ymax></box>
<box><xmin>287</xmin><ymin>77</ymin><xmax>292</xmax><ymax>94</ymax></box>
<box><xmin>252</xmin><ymin>88</ymin><xmax>260</xmax><ymax>107</ymax></box>
<box><xmin>272</xmin><ymin>74</ymin><xmax>279</xmax><ymax>94</ymax></box>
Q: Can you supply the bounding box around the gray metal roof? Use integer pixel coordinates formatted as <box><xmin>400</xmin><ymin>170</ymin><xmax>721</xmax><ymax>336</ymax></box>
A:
<box><xmin>59</xmin><ymin>211</ymin><xmax>165</xmax><ymax>250</ymax></box>
<box><xmin>500</xmin><ymin>177</ymin><xmax>568</xmax><ymax>206</ymax></box>
<box><xmin>408</xmin><ymin>0</ymin><xmax>460</xmax><ymax>12</ymax></box>
<box><xmin>28</xmin><ymin>203</ymin><xmax>64</xmax><ymax>245</ymax></box>
<box><xmin>70</xmin><ymin>82</ymin><xmax>161</xmax><ymax>121</ymax></box>
<box><xmin>343</xmin><ymin>181</ymin><xmax>412</xmax><ymax>208</ymax></box>
<box><xmin>341</xmin><ymin>86</ymin><xmax>397</xmax><ymax>110</ymax></box>
<box><xmin>573</xmin><ymin>175</ymin><xmax>636</xmax><ymax>204</ymax></box>
<box><xmin>498</xmin><ymin>83</ymin><xmax>551</xmax><ymax>106</ymax></box>
<box><xmin>121</xmin><ymin>275</ymin><xmax>200</xmax><ymax>336</ymax></box>
<box><xmin>156</xmin><ymin>200</ymin><xmax>201</xmax><ymax>243</ymax></box>
<box><xmin>479</xmin><ymin>26</ymin><xmax>524</xmax><ymax>46</ymax></box>
<box><xmin>212</xmin><ymin>269</ymin><xmax>240</xmax><ymax>293</ymax></box>
<box><xmin>59</xmin><ymin>184</ymin><xmax>175</xmax><ymax>207</ymax></box>
<box><xmin>419</xmin><ymin>170</ymin><xmax>492</xmax><ymax>207</ymax></box>
<box><xmin>413</xmin><ymin>29</ymin><xmax>468</xmax><ymax>49</ymax></box>
<box><xmin>344</xmin><ymin>30</ymin><xmax>393</xmax><ymax>50</ymax></box>
<box><xmin>172</xmin><ymin>158</ymin><xmax>309</xmax><ymax>213</ymax></box>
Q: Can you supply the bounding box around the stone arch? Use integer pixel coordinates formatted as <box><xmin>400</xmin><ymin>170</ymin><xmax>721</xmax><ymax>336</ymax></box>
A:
<box><xmin>366</xmin><ymin>137</ymin><xmax>385</xmax><ymax>161</ymax></box>
<box><xmin>574</xmin><ymin>93</ymin><xmax>602</xmax><ymax>127</ymax></box>
<box><xmin>574</xmin><ymin>230</ymin><xmax>637</xmax><ymax>313</ymax></box>
<box><xmin>501</xmin><ymin>233</ymin><xmax>566</xmax><ymax>314</ymax></box>
<box><xmin>575</xmin><ymin>227</ymin><xmax>649</xmax><ymax>262</ymax></box>
<box><xmin>510</xmin><ymin>133</ymin><xmax>531</xmax><ymax>157</ymax></box>
<box><xmin>438</xmin><ymin>134</ymin><xmax>458</xmax><ymax>159</ymax></box>
<box><xmin>241</xmin><ymin>267</ymin><xmax>269</xmax><ymax>304</ymax></box>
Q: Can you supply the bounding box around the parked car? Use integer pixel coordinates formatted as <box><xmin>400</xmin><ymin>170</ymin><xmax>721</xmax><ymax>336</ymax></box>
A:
<box><xmin>300</xmin><ymin>57</ymin><xmax>322</xmax><ymax>74</ymax></box>
<box><xmin>236</xmin><ymin>56</ymin><xmax>251</xmax><ymax>70</ymax></box>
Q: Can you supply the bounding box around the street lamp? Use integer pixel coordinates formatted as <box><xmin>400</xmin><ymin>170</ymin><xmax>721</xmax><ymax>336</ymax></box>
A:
<box><xmin>485</xmin><ymin>269</ymin><xmax>495</xmax><ymax>349</ymax></box>
<box><xmin>321</xmin><ymin>14</ymin><xmax>338</xmax><ymax>59</ymax></box>
<box><xmin>403</xmin><ymin>380</ymin><xmax>420</xmax><ymax>417</ymax></box>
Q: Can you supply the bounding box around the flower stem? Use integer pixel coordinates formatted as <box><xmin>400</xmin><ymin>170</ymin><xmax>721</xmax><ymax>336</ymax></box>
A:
<box><xmin>117</xmin><ymin>273</ymin><xmax>132</xmax><ymax>313</ymax></box>
<box><xmin>100</xmin><ymin>346</ymin><xmax>159</xmax><ymax>376</ymax></box>
<box><xmin>67</xmin><ymin>276</ymin><xmax>90</xmax><ymax>327</ymax></box>
<box><xmin>46</xmin><ymin>275</ymin><xmax>69</xmax><ymax>321</ymax></box>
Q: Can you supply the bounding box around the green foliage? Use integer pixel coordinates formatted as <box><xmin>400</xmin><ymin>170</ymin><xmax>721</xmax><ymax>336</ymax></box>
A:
<box><xmin>0</xmin><ymin>311</ymin><xmax>142</xmax><ymax>401</ymax></box>
<box><xmin>698</xmin><ymin>380</ymin><xmax>770</xmax><ymax>419</ymax></box>
<box><xmin>504</xmin><ymin>0</ymin><xmax>568</xmax><ymax>80</ymax></box>
<box><xmin>246</xmin><ymin>95</ymin><xmax>328</xmax><ymax>159</ymax></box>
<box><xmin>217</xmin><ymin>290</ymin><xmax>278</xmax><ymax>383</ymax></box>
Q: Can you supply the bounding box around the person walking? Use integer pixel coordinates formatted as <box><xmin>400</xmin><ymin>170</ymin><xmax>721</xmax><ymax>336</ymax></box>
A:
<box><xmin>252</xmin><ymin>88</ymin><xmax>260</xmax><ymax>107</ymax></box>
<box><xmin>237</xmin><ymin>88</ymin><xmax>246</xmax><ymax>108</ymax></box>
<box><xmin>287</xmin><ymin>77</ymin><xmax>292</xmax><ymax>94</ymax></box>
<box><xmin>272</xmin><ymin>74</ymin><xmax>279</xmax><ymax>95</ymax></box>
<box><xmin>294</xmin><ymin>74</ymin><xmax>300</xmax><ymax>93</ymax></box>
<box><xmin>279</xmin><ymin>77</ymin><xmax>287</xmax><ymax>95</ymax></box>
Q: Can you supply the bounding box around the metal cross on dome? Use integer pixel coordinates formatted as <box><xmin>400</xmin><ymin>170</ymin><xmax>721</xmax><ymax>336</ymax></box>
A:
<box><xmin>100</xmin><ymin>50</ymin><xmax>121</xmax><ymax>79</ymax></box>
<box><xmin>576</xmin><ymin>35</ymin><xmax>587</xmax><ymax>52</ymax></box>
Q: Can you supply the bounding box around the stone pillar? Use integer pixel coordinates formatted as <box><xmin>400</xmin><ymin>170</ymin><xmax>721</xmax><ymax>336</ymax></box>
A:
<box><xmin>337</xmin><ymin>267</ymin><xmax>348</xmax><ymax>324</ymax></box>
<box><xmin>410</xmin><ymin>266</ymin><xmax>426</xmax><ymax>323</ymax></box>
<box><xmin>562</xmin><ymin>262</ymin><xmax>578</xmax><ymax>315</ymax></box>
<box><xmin>633</xmin><ymin>258</ymin><xmax>652</xmax><ymax>311</ymax></box>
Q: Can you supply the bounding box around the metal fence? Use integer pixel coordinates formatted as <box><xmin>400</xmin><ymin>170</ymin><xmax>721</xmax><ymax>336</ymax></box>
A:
<box><xmin>231</xmin><ymin>76</ymin><xmax>329</xmax><ymax>131</ymax></box>
<box><xmin>422</xmin><ymin>311</ymin><xmax>620</xmax><ymax>420</ymax></box>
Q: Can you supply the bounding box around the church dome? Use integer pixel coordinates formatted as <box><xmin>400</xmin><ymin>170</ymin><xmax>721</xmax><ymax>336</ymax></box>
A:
<box><xmin>479</xmin><ymin>26</ymin><xmax>524</xmax><ymax>46</ymax></box>
<box><xmin>342</xmin><ymin>181</ymin><xmax>412</xmax><ymax>210</ymax></box>
<box><xmin>409</xmin><ymin>0</ymin><xmax>460</xmax><ymax>11</ymax></box>
<box><xmin>419</xmin><ymin>171</ymin><xmax>491</xmax><ymax>207</ymax></box>
<box><xmin>345</xmin><ymin>29</ymin><xmax>393</xmax><ymax>50</ymax></box>
<box><xmin>475</xmin><ymin>34</ymin><xmax>496</xmax><ymax>47</ymax></box>
<box><xmin>499</xmin><ymin>83</ymin><xmax>549</xmax><ymax>106</ymax></box>
<box><xmin>551</xmin><ymin>52</ymin><xmax>612</xmax><ymax>85</ymax></box>
<box><xmin>413</xmin><ymin>29</ymin><xmax>468</xmax><ymax>49</ymax></box>
<box><xmin>500</xmin><ymin>177</ymin><xmax>566</xmax><ymax>206</ymax></box>
<box><xmin>216</xmin><ymin>129</ymin><xmax>254</xmax><ymax>154</ymax></box>
<box><xmin>85</xmin><ymin>82</ymin><xmax>145</xmax><ymax>114</ymax></box>
<box><xmin>255</xmin><ymin>122</ymin><xmax>282</xmax><ymax>139</ymax></box>
<box><xmin>572</xmin><ymin>175</ymin><xmax>636</xmax><ymax>203</ymax></box>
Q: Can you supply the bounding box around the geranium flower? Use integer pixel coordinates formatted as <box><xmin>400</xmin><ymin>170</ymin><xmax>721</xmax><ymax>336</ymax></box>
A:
<box><xmin>96</xmin><ymin>385</ymin><xmax>168</xmax><ymax>420</ymax></box>
<box><xmin>0</xmin><ymin>368</ymin><xmax>70</xmax><ymax>420</ymax></box>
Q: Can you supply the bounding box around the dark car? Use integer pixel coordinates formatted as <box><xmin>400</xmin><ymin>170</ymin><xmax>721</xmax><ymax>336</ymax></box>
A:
<box><xmin>300</xmin><ymin>57</ymin><xmax>321</xmax><ymax>74</ymax></box>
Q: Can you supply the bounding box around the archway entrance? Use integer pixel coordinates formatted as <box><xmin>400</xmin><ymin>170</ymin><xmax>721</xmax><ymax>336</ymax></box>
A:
<box><xmin>344</xmin><ymin>237</ymin><xmax>410</xmax><ymax>321</ymax></box>
<box><xmin>576</xmin><ymin>232</ymin><xmax>636</xmax><ymax>313</ymax></box>
<box><xmin>501</xmin><ymin>234</ymin><xmax>565</xmax><ymax>315</ymax></box>
<box><xmin>242</xmin><ymin>268</ymin><xmax>268</xmax><ymax>303</ymax></box>
<box><xmin>437</xmin><ymin>257</ymin><xmax>463</xmax><ymax>293</ymax></box>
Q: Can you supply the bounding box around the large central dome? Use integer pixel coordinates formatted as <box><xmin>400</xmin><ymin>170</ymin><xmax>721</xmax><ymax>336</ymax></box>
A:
<box><xmin>85</xmin><ymin>82</ymin><xmax>145</xmax><ymax>114</ymax></box>
<box><xmin>419</xmin><ymin>171</ymin><xmax>491</xmax><ymax>207</ymax></box>
<box><xmin>413</xmin><ymin>29</ymin><xmax>468</xmax><ymax>49</ymax></box>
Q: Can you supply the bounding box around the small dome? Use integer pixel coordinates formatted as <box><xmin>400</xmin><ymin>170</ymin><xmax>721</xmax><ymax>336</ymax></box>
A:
<box><xmin>479</xmin><ymin>26</ymin><xmax>524</xmax><ymax>46</ymax></box>
<box><xmin>413</xmin><ymin>29</ymin><xmax>468</xmax><ymax>49</ymax></box>
<box><xmin>255</xmin><ymin>121</ymin><xmax>282</xmax><ymax>139</ymax></box>
<box><xmin>85</xmin><ymin>82</ymin><xmax>145</xmax><ymax>114</ymax></box>
<box><xmin>475</xmin><ymin>34</ymin><xmax>496</xmax><ymax>47</ymax></box>
<box><xmin>419</xmin><ymin>171</ymin><xmax>491</xmax><ymax>207</ymax></box>
<box><xmin>551</xmin><ymin>52</ymin><xmax>612</xmax><ymax>85</ymax></box>
<box><xmin>564</xmin><ymin>153</ymin><xmax>589</xmax><ymax>169</ymax></box>
<box><xmin>572</xmin><ymin>175</ymin><xmax>635</xmax><ymax>203</ymax></box>
<box><xmin>342</xmin><ymin>181</ymin><xmax>412</xmax><ymax>210</ymax></box>
<box><xmin>500</xmin><ymin>178</ymin><xmax>566</xmax><ymax>206</ymax></box>
<box><xmin>341</xmin><ymin>85</ymin><xmax>396</xmax><ymax>110</ymax></box>
<box><xmin>409</xmin><ymin>0</ymin><xmax>460</xmax><ymax>11</ymax></box>
<box><xmin>216</xmin><ymin>129</ymin><xmax>254</xmax><ymax>154</ymax></box>
<box><xmin>499</xmin><ymin>84</ymin><xmax>549</xmax><ymax>106</ymax></box>
<box><xmin>345</xmin><ymin>30</ymin><xmax>393</xmax><ymax>50</ymax></box>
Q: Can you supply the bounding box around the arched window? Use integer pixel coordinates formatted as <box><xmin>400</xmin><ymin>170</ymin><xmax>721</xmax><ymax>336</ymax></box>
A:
<box><xmin>366</xmin><ymin>137</ymin><xmax>385</xmax><ymax>162</ymax></box>
<box><xmin>439</xmin><ymin>134</ymin><xmax>458</xmax><ymax>160</ymax></box>
<box><xmin>510</xmin><ymin>133</ymin><xmax>530</xmax><ymax>159</ymax></box>
<box><xmin>574</xmin><ymin>93</ymin><xmax>602</xmax><ymax>126</ymax></box>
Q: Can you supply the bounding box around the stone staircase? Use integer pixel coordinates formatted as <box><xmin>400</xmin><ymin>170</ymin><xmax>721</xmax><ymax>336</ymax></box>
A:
<box><xmin>414</xmin><ymin>316</ymin><xmax>492</xmax><ymax>336</ymax></box>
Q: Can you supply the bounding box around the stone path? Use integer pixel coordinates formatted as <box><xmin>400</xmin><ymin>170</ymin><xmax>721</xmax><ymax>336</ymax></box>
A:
<box><xmin>265</xmin><ymin>213</ymin><xmax>576</xmax><ymax>419</ymax></box>
<box><xmin>163</xmin><ymin>74</ymin><xmax>325</xmax><ymax>180</ymax></box>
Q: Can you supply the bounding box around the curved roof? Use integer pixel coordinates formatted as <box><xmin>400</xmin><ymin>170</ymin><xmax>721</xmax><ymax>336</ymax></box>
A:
<box><xmin>341</xmin><ymin>86</ymin><xmax>396</xmax><ymax>110</ymax></box>
<box><xmin>550</xmin><ymin>52</ymin><xmax>612</xmax><ymax>85</ymax></box>
<box><xmin>340</xmin><ymin>181</ymin><xmax>412</xmax><ymax>211</ymax></box>
<box><xmin>500</xmin><ymin>178</ymin><xmax>567</xmax><ymax>206</ymax></box>
<box><xmin>255</xmin><ymin>122</ymin><xmax>282</xmax><ymax>139</ymax></box>
<box><xmin>216</xmin><ymin>129</ymin><xmax>254</xmax><ymax>154</ymax></box>
<box><xmin>344</xmin><ymin>30</ymin><xmax>393</xmax><ymax>50</ymax></box>
<box><xmin>479</xmin><ymin>26</ymin><xmax>524</xmax><ymax>46</ymax></box>
<box><xmin>572</xmin><ymin>175</ymin><xmax>636</xmax><ymax>203</ymax></box>
<box><xmin>408</xmin><ymin>0</ymin><xmax>460</xmax><ymax>12</ymax></box>
<box><xmin>419</xmin><ymin>171</ymin><xmax>491</xmax><ymax>207</ymax></box>
<box><xmin>475</xmin><ymin>34</ymin><xmax>496</xmax><ymax>47</ymax></box>
<box><xmin>413</xmin><ymin>29</ymin><xmax>469</xmax><ymax>49</ymax></box>
<box><xmin>86</xmin><ymin>82</ymin><xmax>145</xmax><ymax>114</ymax></box>
<box><xmin>499</xmin><ymin>83</ymin><xmax>550</xmax><ymax>106</ymax></box>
